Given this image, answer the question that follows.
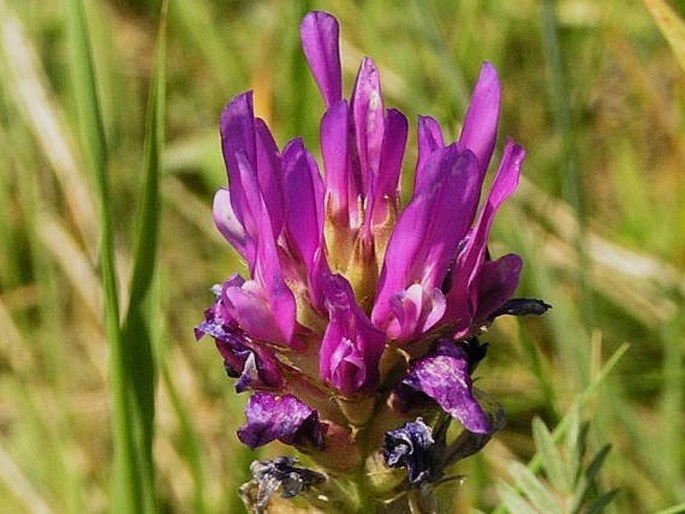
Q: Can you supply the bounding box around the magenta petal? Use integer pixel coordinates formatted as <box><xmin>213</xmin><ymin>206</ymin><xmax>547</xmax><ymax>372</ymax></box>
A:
<box><xmin>373</xmin><ymin>146</ymin><xmax>480</xmax><ymax>329</ymax></box>
<box><xmin>414</xmin><ymin>116</ymin><xmax>445</xmax><ymax>195</ymax></box>
<box><xmin>254</xmin><ymin>119</ymin><xmax>285</xmax><ymax>237</ymax></box>
<box><xmin>300</xmin><ymin>11</ymin><xmax>342</xmax><ymax>108</ymax></box>
<box><xmin>459</xmin><ymin>62</ymin><xmax>500</xmax><ymax>176</ymax></box>
<box><xmin>445</xmin><ymin>139</ymin><xmax>524</xmax><ymax>334</ymax></box>
<box><xmin>281</xmin><ymin>138</ymin><xmax>329</xmax><ymax>310</ymax></box>
<box><xmin>319</xmin><ymin>274</ymin><xmax>386</xmax><ymax>395</ymax></box>
<box><xmin>418</xmin><ymin>149</ymin><xmax>481</xmax><ymax>287</ymax></box>
<box><xmin>386</xmin><ymin>284</ymin><xmax>446</xmax><ymax>341</ymax></box>
<box><xmin>372</xmin><ymin>108</ymin><xmax>408</xmax><ymax>225</ymax></box>
<box><xmin>233</xmin><ymin>153</ymin><xmax>296</xmax><ymax>343</ymax></box>
<box><xmin>220</xmin><ymin>92</ymin><xmax>257</xmax><ymax>224</ymax></box>
<box><xmin>479</xmin><ymin>139</ymin><xmax>524</xmax><ymax>216</ymax></box>
<box><xmin>372</xmin><ymin>192</ymin><xmax>431</xmax><ymax>328</ymax></box>
<box><xmin>238</xmin><ymin>393</ymin><xmax>326</xmax><ymax>449</ymax></box>
<box><xmin>213</xmin><ymin>188</ymin><xmax>249</xmax><ymax>261</ymax></box>
<box><xmin>321</xmin><ymin>101</ymin><xmax>359</xmax><ymax>226</ymax></box>
<box><xmin>326</xmin><ymin>337</ymin><xmax>367</xmax><ymax>395</ymax></box>
<box><xmin>456</xmin><ymin>140</ymin><xmax>524</xmax><ymax>287</ymax></box>
<box><xmin>282</xmin><ymin>139</ymin><xmax>325</xmax><ymax>270</ymax></box>
<box><xmin>402</xmin><ymin>341</ymin><xmax>491</xmax><ymax>433</ymax></box>
<box><xmin>475</xmin><ymin>253</ymin><xmax>522</xmax><ymax>322</ymax></box>
<box><xmin>224</xmin><ymin>281</ymin><xmax>288</xmax><ymax>343</ymax></box>
<box><xmin>306</xmin><ymin>150</ymin><xmax>326</xmax><ymax>237</ymax></box>
<box><xmin>195</xmin><ymin>276</ymin><xmax>283</xmax><ymax>393</ymax></box>
<box><xmin>351</xmin><ymin>57</ymin><xmax>385</xmax><ymax>194</ymax></box>
<box><xmin>194</xmin><ymin>275</ymin><xmax>244</xmax><ymax>343</ymax></box>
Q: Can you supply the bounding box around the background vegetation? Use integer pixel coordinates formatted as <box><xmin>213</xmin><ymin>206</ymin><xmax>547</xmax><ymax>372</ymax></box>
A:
<box><xmin>0</xmin><ymin>0</ymin><xmax>683</xmax><ymax>512</ymax></box>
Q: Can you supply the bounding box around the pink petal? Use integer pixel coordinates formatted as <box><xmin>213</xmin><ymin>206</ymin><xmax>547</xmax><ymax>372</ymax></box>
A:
<box><xmin>351</xmin><ymin>57</ymin><xmax>385</xmax><ymax>195</ymax></box>
<box><xmin>459</xmin><ymin>62</ymin><xmax>500</xmax><ymax>177</ymax></box>
<box><xmin>300</xmin><ymin>11</ymin><xmax>342</xmax><ymax>108</ymax></box>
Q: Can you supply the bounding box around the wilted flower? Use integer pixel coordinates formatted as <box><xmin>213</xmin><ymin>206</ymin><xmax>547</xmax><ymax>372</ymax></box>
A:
<box><xmin>383</xmin><ymin>418</ymin><xmax>437</xmax><ymax>485</ymax></box>
<box><xmin>196</xmin><ymin>10</ymin><xmax>548</xmax><ymax>512</ymax></box>
<box><xmin>240</xmin><ymin>457</ymin><xmax>326</xmax><ymax>514</ymax></box>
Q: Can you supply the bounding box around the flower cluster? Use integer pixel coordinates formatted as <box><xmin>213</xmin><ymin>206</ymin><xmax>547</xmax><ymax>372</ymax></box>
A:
<box><xmin>196</xmin><ymin>10</ymin><xmax>548</xmax><ymax>511</ymax></box>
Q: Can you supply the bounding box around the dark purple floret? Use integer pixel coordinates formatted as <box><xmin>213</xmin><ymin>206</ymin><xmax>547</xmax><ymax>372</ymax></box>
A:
<box><xmin>241</xmin><ymin>456</ymin><xmax>326</xmax><ymax>514</ymax></box>
<box><xmin>195</xmin><ymin>279</ymin><xmax>283</xmax><ymax>393</ymax></box>
<box><xmin>231</xmin><ymin>346</ymin><xmax>284</xmax><ymax>393</ymax></box>
<box><xmin>383</xmin><ymin>418</ymin><xmax>437</xmax><ymax>485</ymax></box>
<box><xmin>237</xmin><ymin>392</ymin><xmax>327</xmax><ymax>450</ymax></box>
<box><xmin>400</xmin><ymin>339</ymin><xmax>491</xmax><ymax>434</ymax></box>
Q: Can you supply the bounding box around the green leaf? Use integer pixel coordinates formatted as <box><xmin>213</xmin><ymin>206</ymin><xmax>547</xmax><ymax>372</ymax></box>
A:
<box><xmin>161</xmin><ymin>362</ymin><xmax>208</xmax><ymax>514</ymax></box>
<box><xmin>119</xmin><ymin>1</ymin><xmax>168</xmax><ymax>512</ymax></box>
<box><xmin>508</xmin><ymin>461</ymin><xmax>562</xmax><ymax>514</ymax></box>
<box><xmin>563</xmin><ymin>407</ymin><xmax>583</xmax><ymax>487</ymax></box>
<box><xmin>496</xmin><ymin>480</ymin><xmax>538</xmax><ymax>514</ymax></box>
<box><xmin>586</xmin><ymin>489</ymin><xmax>619</xmax><ymax>514</ymax></box>
<box><xmin>63</xmin><ymin>0</ymin><xmax>133</xmax><ymax>512</ymax></box>
<box><xmin>643</xmin><ymin>0</ymin><xmax>685</xmax><ymax>73</ymax></box>
<box><xmin>65</xmin><ymin>0</ymin><xmax>168</xmax><ymax>512</ymax></box>
<box><xmin>491</xmin><ymin>343</ymin><xmax>629</xmax><ymax>514</ymax></box>
<box><xmin>585</xmin><ymin>445</ymin><xmax>612</xmax><ymax>485</ymax></box>
<box><xmin>569</xmin><ymin>444</ymin><xmax>612</xmax><ymax>513</ymax></box>
<box><xmin>532</xmin><ymin>417</ymin><xmax>569</xmax><ymax>494</ymax></box>
<box><xmin>122</xmin><ymin>0</ymin><xmax>167</xmax><ymax>432</ymax></box>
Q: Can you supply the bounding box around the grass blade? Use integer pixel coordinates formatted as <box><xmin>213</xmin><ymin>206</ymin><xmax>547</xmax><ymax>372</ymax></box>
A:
<box><xmin>63</xmin><ymin>0</ymin><xmax>135</xmax><ymax>511</ymax></box>
<box><xmin>643</xmin><ymin>0</ymin><xmax>685</xmax><ymax>73</ymax></box>
<box><xmin>161</xmin><ymin>362</ymin><xmax>208</xmax><ymax>514</ymax></box>
<box><xmin>120</xmin><ymin>1</ymin><xmax>169</xmax><ymax>511</ymax></box>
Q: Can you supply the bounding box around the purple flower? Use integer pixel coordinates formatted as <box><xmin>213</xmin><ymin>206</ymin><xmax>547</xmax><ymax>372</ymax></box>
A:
<box><xmin>195</xmin><ymin>277</ymin><xmax>283</xmax><ymax>393</ymax></box>
<box><xmin>305</xmin><ymin>11</ymin><xmax>408</xmax><ymax>275</ymax></box>
<box><xmin>197</xmin><ymin>10</ymin><xmax>546</xmax><ymax>468</ymax></box>
<box><xmin>399</xmin><ymin>339</ymin><xmax>491</xmax><ymax>434</ymax></box>
<box><xmin>319</xmin><ymin>273</ymin><xmax>385</xmax><ymax>395</ymax></box>
<box><xmin>238</xmin><ymin>392</ymin><xmax>327</xmax><ymax>450</ymax></box>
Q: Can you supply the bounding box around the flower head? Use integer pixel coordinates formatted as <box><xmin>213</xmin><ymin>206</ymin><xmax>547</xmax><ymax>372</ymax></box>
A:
<box><xmin>196</xmin><ymin>9</ymin><xmax>548</xmax><ymax>509</ymax></box>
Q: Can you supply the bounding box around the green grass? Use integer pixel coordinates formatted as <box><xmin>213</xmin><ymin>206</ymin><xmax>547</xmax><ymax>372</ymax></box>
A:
<box><xmin>0</xmin><ymin>0</ymin><xmax>683</xmax><ymax>513</ymax></box>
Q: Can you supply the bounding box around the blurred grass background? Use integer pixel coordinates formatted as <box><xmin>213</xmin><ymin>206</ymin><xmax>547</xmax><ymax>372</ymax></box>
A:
<box><xmin>0</xmin><ymin>0</ymin><xmax>683</xmax><ymax>512</ymax></box>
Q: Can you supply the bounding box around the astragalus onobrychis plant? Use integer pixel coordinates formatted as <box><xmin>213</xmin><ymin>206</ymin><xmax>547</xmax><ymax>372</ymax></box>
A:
<box><xmin>196</xmin><ymin>10</ymin><xmax>549</xmax><ymax>514</ymax></box>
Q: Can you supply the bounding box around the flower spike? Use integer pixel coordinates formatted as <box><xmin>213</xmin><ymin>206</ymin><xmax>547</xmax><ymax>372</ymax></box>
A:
<box><xmin>196</xmin><ymin>11</ymin><xmax>548</xmax><ymax>513</ymax></box>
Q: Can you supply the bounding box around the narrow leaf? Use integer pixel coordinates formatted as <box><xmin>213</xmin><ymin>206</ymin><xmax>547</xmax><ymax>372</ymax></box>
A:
<box><xmin>161</xmin><ymin>362</ymin><xmax>208</xmax><ymax>514</ymax></box>
<box><xmin>508</xmin><ymin>461</ymin><xmax>562</xmax><ymax>514</ymax></box>
<box><xmin>120</xmin><ymin>1</ymin><xmax>169</xmax><ymax>512</ymax></box>
<box><xmin>585</xmin><ymin>444</ymin><xmax>612</xmax><ymax>484</ymax></box>
<box><xmin>562</xmin><ymin>408</ymin><xmax>582</xmax><ymax>488</ymax></box>
<box><xmin>63</xmin><ymin>0</ymin><xmax>135</xmax><ymax>512</ymax></box>
<box><xmin>569</xmin><ymin>444</ymin><xmax>612</xmax><ymax>513</ymax></box>
<box><xmin>496</xmin><ymin>481</ymin><xmax>538</xmax><ymax>514</ymax></box>
<box><xmin>586</xmin><ymin>489</ymin><xmax>619</xmax><ymax>514</ymax></box>
<box><xmin>532</xmin><ymin>417</ymin><xmax>569</xmax><ymax>493</ymax></box>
